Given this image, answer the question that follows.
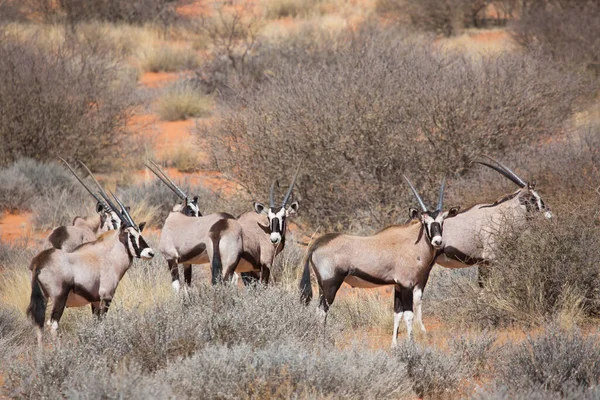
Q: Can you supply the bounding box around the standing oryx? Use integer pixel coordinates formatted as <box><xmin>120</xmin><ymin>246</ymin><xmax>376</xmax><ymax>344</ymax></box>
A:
<box><xmin>299</xmin><ymin>177</ymin><xmax>459</xmax><ymax>346</ymax></box>
<box><xmin>435</xmin><ymin>156</ymin><xmax>552</xmax><ymax>284</ymax></box>
<box><xmin>145</xmin><ymin>161</ymin><xmax>242</xmax><ymax>290</ymax></box>
<box><xmin>210</xmin><ymin>166</ymin><xmax>301</xmax><ymax>283</ymax></box>
<box><xmin>27</xmin><ymin>192</ymin><xmax>154</xmax><ymax>347</ymax></box>
<box><xmin>46</xmin><ymin>159</ymin><xmax>121</xmax><ymax>252</ymax></box>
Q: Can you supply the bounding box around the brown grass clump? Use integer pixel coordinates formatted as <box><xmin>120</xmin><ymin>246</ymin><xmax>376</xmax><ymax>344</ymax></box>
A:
<box><xmin>156</xmin><ymin>82</ymin><xmax>212</xmax><ymax>121</ymax></box>
<box><xmin>140</xmin><ymin>45</ymin><xmax>200</xmax><ymax>73</ymax></box>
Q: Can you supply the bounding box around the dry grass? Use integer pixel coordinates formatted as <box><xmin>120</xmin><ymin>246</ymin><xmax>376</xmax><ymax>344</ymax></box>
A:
<box><xmin>139</xmin><ymin>45</ymin><xmax>200</xmax><ymax>73</ymax></box>
<box><xmin>156</xmin><ymin>86</ymin><xmax>212</xmax><ymax>121</ymax></box>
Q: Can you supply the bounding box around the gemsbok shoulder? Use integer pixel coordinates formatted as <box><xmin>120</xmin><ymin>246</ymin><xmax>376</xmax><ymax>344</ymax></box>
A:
<box><xmin>435</xmin><ymin>156</ymin><xmax>552</xmax><ymax>284</ymax></box>
<box><xmin>46</xmin><ymin>159</ymin><xmax>121</xmax><ymax>252</ymax></box>
<box><xmin>209</xmin><ymin>166</ymin><xmax>300</xmax><ymax>284</ymax></box>
<box><xmin>144</xmin><ymin>161</ymin><xmax>242</xmax><ymax>290</ymax></box>
<box><xmin>27</xmin><ymin>192</ymin><xmax>154</xmax><ymax>347</ymax></box>
<box><xmin>299</xmin><ymin>177</ymin><xmax>459</xmax><ymax>346</ymax></box>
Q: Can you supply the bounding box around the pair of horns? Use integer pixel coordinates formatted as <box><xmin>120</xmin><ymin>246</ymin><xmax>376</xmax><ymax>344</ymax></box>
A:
<box><xmin>476</xmin><ymin>155</ymin><xmax>527</xmax><ymax>188</ymax></box>
<box><xmin>404</xmin><ymin>175</ymin><xmax>446</xmax><ymax>212</ymax></box>
<box><xmin>144</xmin><ymin>160</ymin><xmax>188</xmax><ymax>200</ymax></box>
<box><xmin>60</xmin><ymin>157</ymin><xmax>137</xmax><ymax>230</ymax></box>
<box><xmin>60</xmin><ymin>157</ymin><xmax>112</xmax><ymax>213</ymax></box>
<box><xmin>269</xmin><ymin>164</ymin><xmax>301</xmax><ymax>209</ymax></box>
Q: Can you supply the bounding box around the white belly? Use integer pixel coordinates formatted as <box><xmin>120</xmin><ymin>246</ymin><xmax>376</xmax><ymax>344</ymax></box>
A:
<box><xmin>344</xmin><ymin>276</ymin><xmax>388</xmax><ymax>289</ymax></box>
<box><xmin>66</xmin><ymin>292</ymin><xmax>90</xmax><ymax>308</ymax></box>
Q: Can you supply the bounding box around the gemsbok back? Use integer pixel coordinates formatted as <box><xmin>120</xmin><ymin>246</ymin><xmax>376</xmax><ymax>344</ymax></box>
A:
<box><xmin>210</xmin><ymin>166</ymin><xmax>300</xmax><ymax>283</ymax></box>
<box><xmin>299</xmin><ymin>177</ymin><xmax>459</xmax><ymax>346</ymax></box>
<box><xmin>435</xmin><ymin>156</ymin><xmax>552</xmax><ymax>284</ymax></box>
<box><xmin>46</xmin><ymin>159</ymin><xmax>121</xmax><ymax>252</ymax></box>
<box><xmin>144</xmin><ymin>161</ymin><xmax>242</xmax><ymax>290</ymax></box>
<box><xmin>27</xmin><ymin>192</ymin><xmax>154</xmax><ymax>347</ymax></box>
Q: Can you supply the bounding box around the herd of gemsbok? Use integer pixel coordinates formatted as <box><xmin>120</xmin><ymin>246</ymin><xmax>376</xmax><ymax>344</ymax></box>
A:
<box><xmin>26</xmin><ymin>156</ymin><xmax>551</xmax><ymax>347</ymax></box>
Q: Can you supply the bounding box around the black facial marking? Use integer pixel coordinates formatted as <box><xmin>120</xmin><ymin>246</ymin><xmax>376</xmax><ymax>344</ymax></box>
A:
<box><xmin>429</xmin><ymin>222</ymin><xmax>442</xmax><ymax>239</ymax></box>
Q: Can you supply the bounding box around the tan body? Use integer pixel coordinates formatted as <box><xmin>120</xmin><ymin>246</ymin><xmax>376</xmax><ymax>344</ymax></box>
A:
<box><xmin>158</xmin><ymin>210</ymin><xmax>242</xmax><ymax>288</ymax></box>
<box><xmin>436</xmin><ymin>194</ymin><xmax>527</xmax><ymax>269</ymax></box>
<box><xmin>46</xmin><ymin>213</ymin><xmax>116</xmax><ymax>253</ymax></box>
<box><xmin>301</xmin><ymin>218</ymin><xmax>445</xmax><ymax>346</ymax></box>
<box><xmin>27</xmin><ymin>222</ymin><xmax>154</xmax><ymax>347</ymax></box>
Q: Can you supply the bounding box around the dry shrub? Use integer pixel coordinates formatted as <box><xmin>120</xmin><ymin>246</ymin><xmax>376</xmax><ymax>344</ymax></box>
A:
<box><xmin>378</xmin><ymin>0</ymin><xmax>494</xmax><ymax>36</ymax></box>
<box><xmin>511</xmin><ymin>0</ymin><xmax>600</xmax><ymax>73</ymax></box>
<box><xmin>201</xmin><ymin>26</ymin><xmax>588</xmax><ymax>231</ymax></box>
<box><xmin>156</xmin><ymin>80</ymin><xmax>212</xmax><ymax>121</ymax></box>
<box><xmin>433</xmin><ymin>200</ymin><xmax>600</xmax><ymax>328</ymax></box>
<box><xmin>494</xmin><ymin>326</ymin><xmax>600</xmax><ymax>397</ymax></box>
<box><xmin>23</xmin><ymin>0</ymin><xmax>185</xmax><ymax>28</ymax></box>
<box><xmin>0</xmin><ymin>159</ymin><xmax>92</xmax><ymax>229</ymax></box>
<box><xmin>0</xmin><ymin>34</ymin><xmax>137</xmax><ymax>171</ymax></box>
<box><xmin>261</xmin><ymin>0</ymin><xmax>320</xmax><ymax>19</ymax></box>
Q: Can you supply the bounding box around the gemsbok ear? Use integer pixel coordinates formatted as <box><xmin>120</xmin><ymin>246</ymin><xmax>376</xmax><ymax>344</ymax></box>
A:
<box><xmin>254</xmin><ymin>202</ymin><xmax>267</xmax><ymax>215</ymax></box>
<box><xmin>447</xmin><ymin>207</ymin><xmax>460</xmax><ymax>218</ymax></box>
<box><xmin>192</xmin><ymin>196</ymin><xmax>199</xmax><ymax>204</ymax></box>
<box><xmin>286</xmin><ymin>201</ymin><xmax>299</xmax><ymax>216</ymax></box>
<box><xmin>96</xmin><ymin>202</ymin><xmax>104</xmax><ymax>213</ymax></box>
<box><xmin>138</xmin><ymin>222</ymin><xmax>146</xmax><ymax>232</ymax></box>
<box><xmin>409</xmin><ymin>208</ymin><xmax>420</xmax><ymax>220</ymax></box>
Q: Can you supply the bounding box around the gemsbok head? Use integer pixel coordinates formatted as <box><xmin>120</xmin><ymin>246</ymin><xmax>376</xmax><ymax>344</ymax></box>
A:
<box><xmin>253</xmin><ymin>165</ymin><xmax>301</xmax><ymax>245</ymax></box>
<box><xmin>435</xmin><ymin>155</ymin><xmax>552</xmax><ymax>286</ymax></box>
<box><xmin>144</xmin><ymin>160</ymin><xmax>200</xmax><ymax>217</ymax></box>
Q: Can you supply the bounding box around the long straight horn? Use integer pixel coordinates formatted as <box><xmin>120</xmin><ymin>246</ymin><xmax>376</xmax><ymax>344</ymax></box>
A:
<box><xmin>403</xmin><ymin>175</ymin><xmax>428</xmax><ymax>212</ymax></box>
<box><xmin>150</xmin><ymin>160</ymin><xmax>187</xmax><ymax>199</ymax></box>
<box><xmin>148</xmin><ymin>160</ymin><xmax>188</xmax><ymax>200</ymax></box>
<box><xmin>437</xmin><ymin>177</ymin><xmax>446</xmax><ymax>211</ymax></box>
<box><xmin>482</xmin><ymin>155</ymin><xmax>527</xmax><ymax>188</ymax></box>
<box><xmin>111</xmin><ymin>192</ymin><xmax>136</xmax><ymax>229</ymax></box>
<box><xmin>59</xmin><ymin>157</ymin><xmax>110</xmax><ymax>211</ymax></box>
<box><xmin>269</xmin><ymin>180</ymin><xmax>277</xmax><ymax>208</ymax></box>
<box><xmin>143</xmin><ymin>161</ymin><xmax>185</xmax><ymax>200</ymax></box>
<box><xmin>77</xmin><ymin>160</ymin><xmax>116</xmax><ymax>211</ymax></box>
<box><xmin>98</xmin><ymin>191</ymin><xmax>127</xmax><ymax>226</ymax></box>
<box><xmin>281</xmin><ymin>164</ymin><xmax>301</xmax><ymax>208</ymax></box>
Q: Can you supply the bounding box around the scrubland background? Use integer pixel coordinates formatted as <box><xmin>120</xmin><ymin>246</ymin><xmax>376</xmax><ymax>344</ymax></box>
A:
<box><xmin>1</xmin><ymin>0</ymin><xmax>600</xmax><ymax>398</ymax></box>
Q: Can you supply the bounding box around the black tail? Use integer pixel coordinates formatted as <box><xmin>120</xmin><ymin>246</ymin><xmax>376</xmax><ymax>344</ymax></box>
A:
<box><xmin>26</xmin><ymin>268</ymin><xmax>46</xmax><ymax>329</ymax></box>
<box><xmin>211</xmin><ymin>237</ymin><xmax>222</xmax><ymax>285</ymax></box>
<box><xmin>299</xmin><ymin>252</ymin><xmax>313</xmax><ymax>305</ymax></box>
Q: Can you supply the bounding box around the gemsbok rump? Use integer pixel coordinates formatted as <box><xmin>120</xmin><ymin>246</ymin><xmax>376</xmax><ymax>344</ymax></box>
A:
<box><xmin>435</xmin><ymin>156</ymin><xmax>552</xmax><ymax>284</ymax></box>
<box><xmin>210</xmin><ymin>166</ymin><xmax>301</xmax><ymax>283</ymax></box>
<box><xmin>299</xmin><ymin>177</ymin><xmax>459</xmax><ymax>346</ymax></box>
<box><xmin>27</xmin><ymin>192</ymin><xmax>154</xmax><ymax>347</ymax></box>
<box><xmin>46</xmin><ymin>159</ymin><xmax>121</xmax><ymax>252</ymax></box>
<box><xmin>144</xmin><ymin>161</ymin><xmax>242</xmax><ymax>289</ymax></box>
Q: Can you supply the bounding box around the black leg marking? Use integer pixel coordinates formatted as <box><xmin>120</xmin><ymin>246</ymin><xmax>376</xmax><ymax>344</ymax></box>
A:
<box><xmin>50</xmin><ymin>293</ymin><xmax>68</xmax><ymax>325</ymax></box>
<box><xmin>168</xmin><ymin>259</ymin><xmax>180</xmax><ymax>283</ymax></box>
<box><xmin>260</xmin><ymin>265</ymin><xmax>271</xmax><ymax>285</ymax></box>
<box><xmin>183</xmin><ymin>264</ymin><xmax>192</xmax><ymax>286</ymax></box>
<box><xmin>318</xmin><ymin>275</ymin><xmax>345</xmax><ymax>313</ymax></box>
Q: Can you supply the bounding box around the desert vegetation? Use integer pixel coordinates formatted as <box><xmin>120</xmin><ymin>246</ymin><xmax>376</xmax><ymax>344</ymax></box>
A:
<box><xmin>1</xmin><ymin>0</ymin><xmax>600</xmax><ymax>398</ymax></box>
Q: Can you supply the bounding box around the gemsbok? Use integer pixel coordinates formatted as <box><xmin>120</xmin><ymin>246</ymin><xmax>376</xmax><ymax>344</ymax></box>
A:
<box><xmin>46</xmin><ymin>159</ymin><xmax>121</xmax><ymax>252</ymax></box>
<box><xmin>435</xmin><ymin>156</ymin><xmax>552</xmax><ymax>284</ymax></box>
<box><xmin>144</xmin><ymin>161</ymin><xmax>242</xmax><ymax>290</ymax></box>
<box><xmin>27</xmin><ymin>192</ymin><xmax>154</xmax><ymax>347</ymax></box>
<box><xmin>210</xmin><ymin>166</ymin><xmax>301</xmax><ymax>283</ymax></box>
<box><xmin>299</xmin><ymin>176</ymin><xmax>459</xmax><ymax>346</ymax></box>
